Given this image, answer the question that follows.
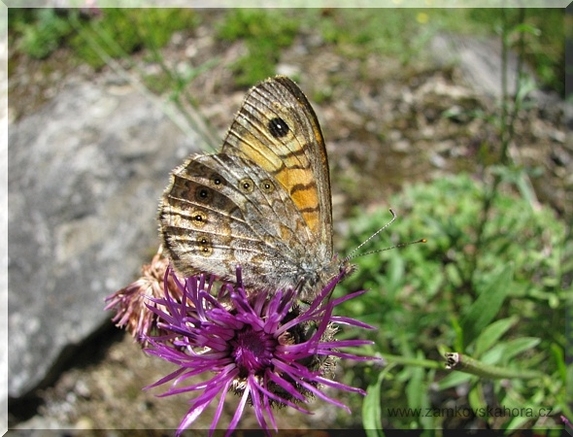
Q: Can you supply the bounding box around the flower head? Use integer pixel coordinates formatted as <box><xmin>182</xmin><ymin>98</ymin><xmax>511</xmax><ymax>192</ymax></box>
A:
<box><xmin>144</xmin><ymin>266</ymin><xmax>380</xmax><ymax>436</ymax></box>
<box><xmin>104</xmin><ymin>246</ymin><xmax>179</xmax><ymax>344</ymax></box>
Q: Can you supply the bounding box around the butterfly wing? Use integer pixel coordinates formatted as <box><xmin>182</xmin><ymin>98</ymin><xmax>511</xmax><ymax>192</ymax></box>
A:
<box><xmin>159</xmin><ymin>153</ymin><xmax>318</xmax><ymax>292</ymax></box>
<box><xmin>221</xmin><ymin>76</ymin><xmax>333</xmax><ymax>258</ymax></box>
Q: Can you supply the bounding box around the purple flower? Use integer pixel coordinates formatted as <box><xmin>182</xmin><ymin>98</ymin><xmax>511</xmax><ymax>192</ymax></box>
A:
<box><xmin>563</xmin><ymin>415</ymin><xmax>573</xmax><ymax>432</ymax></box>
<box><xmin>144</xmin><ymin>266</ymin><xmax>380</xmax><ymax>436</ymax></box>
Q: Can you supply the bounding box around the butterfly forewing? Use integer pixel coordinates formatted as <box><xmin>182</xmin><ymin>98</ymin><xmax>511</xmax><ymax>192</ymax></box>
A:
<box><xmin>221</xmin><ymin>76</ymin><xmax>333</xmax><ymax>255</ymax></box>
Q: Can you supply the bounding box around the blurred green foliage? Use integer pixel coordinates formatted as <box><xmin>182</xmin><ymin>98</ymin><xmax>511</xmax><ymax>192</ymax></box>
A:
<box><xmin>216</xmin><ymin>9</ymin><xmax>299</xmax><ymax>87</ymax></box>
<box><xmin>10</xmin><ymin>9</ymin><xmax>73</xmax><ymax>59</ymax></box>
<box><xmin>338</xmin><ymin>174</ymin><xmax>571</xmax><ymax>430</ymax></box>
<box><xmin>9</xmin><ymin>8</ymin><xmax>198</xmax><ymax>69</ymax></box>
<box><xmin>301</xmin><ymin>8</ymin><xmax>564</xmax><ymax>94</ymax></box>
<box><xmin>70</xmin><ymin>9</ymin><xmax>198</xmax><ymax>69</ymax></box>
<box><xmin>8</xmin><ymin>9</ymin><xmax>564</xmax><ymax>94</ymax></box>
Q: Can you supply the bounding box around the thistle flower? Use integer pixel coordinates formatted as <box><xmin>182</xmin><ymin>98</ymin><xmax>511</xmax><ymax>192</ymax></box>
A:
<box><xmin>104</xmin><ymin>246</ymin><xmax>178</xmax><ymax>343</ymax></box>
<box><xmin>144</xmin><ymin>266</ymin><xmax>381</xmax><ymax>436</ymax></box>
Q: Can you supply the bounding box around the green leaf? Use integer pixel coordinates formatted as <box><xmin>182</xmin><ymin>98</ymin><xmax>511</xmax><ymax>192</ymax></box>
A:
<box><xmin>460</xmin><ymin>265</ymin><xmax>514</xmax><ymax>347</ymax></box>
<box><xmin>436</xmin><ymin>369</ymin><xmax>474</xmax><ymax>391</ymax></box>
<box><xmin>363</xmin><ymin>365</ymin><xmax>394</xmax><ymax>437</ymax></box>
<box><xmin>468</xmin><ymin>382</ymin><xmax>485</xmax><ymax>412</ymax></box>
<box><xmin>551</xmin><ymin>343</ymin><xmax>567</xmax><ymax>383</ymax></box>
<box><xmin>502</xmin><ymin>337</ymin><xmax>541</xmax><ymax>361</ymax></box>
<box><xmin>473</xmin><ymin>316</ymin><xmax>518</xmax><ymax>358</ymax></box>
<box><xmin>450</xmin><ymin>316</ymin><xmax>464</xmax><ymax>352</ymax></box>
<box><xmin>405</xmin><ymin>352</ymin><xmax>427</xmax><ymax>417</ymax></box>
<box><xmin>566</xmin><ymin>363</ymin><xmax>573</xmax><ymax>407</ymax></box>
<box><xmin>387</xmin><ymin>255</ymin><xmax>406</xmax><ymax>291</ymax></box>
<box><xmin>479</xmin><ymin>343</ymin><xmax>506</xmax><ymax>365</ymax></box>
<box><xmin>509</xmin><ymin>22</ymin><xmax>541</xmax><ymax>37</ymax></box>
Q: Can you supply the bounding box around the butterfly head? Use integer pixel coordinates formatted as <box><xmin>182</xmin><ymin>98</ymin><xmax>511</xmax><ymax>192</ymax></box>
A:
<box><xmin>293</xmin><ymin>254</ymin><xmax>355</xmax><ymax>304</ymax></box>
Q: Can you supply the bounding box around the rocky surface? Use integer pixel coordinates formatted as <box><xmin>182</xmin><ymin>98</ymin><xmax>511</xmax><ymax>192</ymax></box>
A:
<box><xmin>8</xmin><ymin>78</ymin><xmax>198</xmax><ymax>398</ymax></box>
<box><xmin>6</xmin><ymin>11</ymin><xmax>570</xmax><ymax>435</ymax></box>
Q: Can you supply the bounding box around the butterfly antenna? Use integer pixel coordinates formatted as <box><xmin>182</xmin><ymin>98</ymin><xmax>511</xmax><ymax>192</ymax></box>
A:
<box><xmin>344</xmin><ymin>209</ymin><xmax>426</xmax><ymax>262</ymax></box>
<box><xmin>348</xmin><ymin>239</ymin><xmax>427</xmax><ymax>261</ymax></box>
<box><xmin>344</xmin><ymin>209</ymin><xmax>396</xmax><ymax>261</ymax></box>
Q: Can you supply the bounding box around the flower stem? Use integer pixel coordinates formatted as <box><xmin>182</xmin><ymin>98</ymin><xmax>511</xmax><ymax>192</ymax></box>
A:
<box><xmin>445</xmin><ymin>352</ymin><xmax>543</xmax><ymax>380</ymax></box>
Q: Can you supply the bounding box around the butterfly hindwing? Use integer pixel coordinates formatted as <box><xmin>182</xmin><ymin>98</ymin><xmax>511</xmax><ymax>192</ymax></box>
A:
<box><xmin>159</xmin><ymin>152</ymin><xmax>314</xmax><ymax>289</ymax></box>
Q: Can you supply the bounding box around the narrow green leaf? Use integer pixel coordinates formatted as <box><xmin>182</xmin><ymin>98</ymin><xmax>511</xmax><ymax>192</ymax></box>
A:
<box><xmin>436</xmin><ymin>369</ymin><xmax>474</xmax><ymax>390</ymax></box>
<box><xmin>566</xmin><ymin>363</ymin><xmax>573</xmax><ymax>407</ymax></box>
<box><xmin>550</xmin><ymin>343</ymin><xmax>567</xmax><ymax>382</ymax></box>
<box><xmin>509</xmin><ymin>22</ymin><xmax>541</xmax><ymax>37</ymax></box>
<box><xmin>460</xmin><ymin>265</ymin><xmax>514</xmax><ymax>347</ymax></box>
<box><xmin>502</xmin><ymin>337</ymin><xmax>541</xmax><ymax>361</ymax></box>
<box><xmin>362</xmin><ymin>381</ymin><xmax>382</xmax><ymax>437</ymax></box>
<box><xmin>363</xmin><ymin>365</ymin><xmax>394</xmax><ymax>437</ymax></box>
<box><xmin>480</xmin><ymin>344</ymin><xmax>505</xmax><ymax>365</ymax></box>
<box><xmin>450</xmin><ymin>316</ymin><xmax>464</xmax><ymax>352</ymax></box>
<box><xmin>468</xmin><ymin>382</ymin><xmax>485</xmax><ymax>412</ymax></box>
<box><xmin>386</xmin><ymin>255</ymin><xmax>406</xmax><ymax>293</ymax></box>
<box><xmin>473</xmin><ymin>316</ymin><xmax>518</xmax><ymax>358</ymax></box>
<box><xmin>419</xmin><ymin>369</ymin><xmax>435</xmax><ymax>431</ymax></box>
<box><xmin>405</xmin><ymin>353</ymin><xmax>426</xmax><ymax>411</ymax></box>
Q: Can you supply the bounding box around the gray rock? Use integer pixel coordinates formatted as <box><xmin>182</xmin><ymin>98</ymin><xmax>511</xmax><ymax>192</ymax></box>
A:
<box><xmin>8</xmin><ymin>78</ymin><xmax>199</xmax><ymax>398</ymax></box>
<box><xmin>430</xmin><ymin>33</ymin><xmax>526</xmax><ymax>98</ymax></box>
<box><xmin>429</xmin><ymin>33</ymin><xmax>568</xmax><ymax>125</ymax></box>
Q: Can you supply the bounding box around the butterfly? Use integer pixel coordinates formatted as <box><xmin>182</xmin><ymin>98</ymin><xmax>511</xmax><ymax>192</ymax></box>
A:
<box><xmin>158</xmin><ymin>76</ymin><xmax>353</xmax><ymax>302</ymax></box>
